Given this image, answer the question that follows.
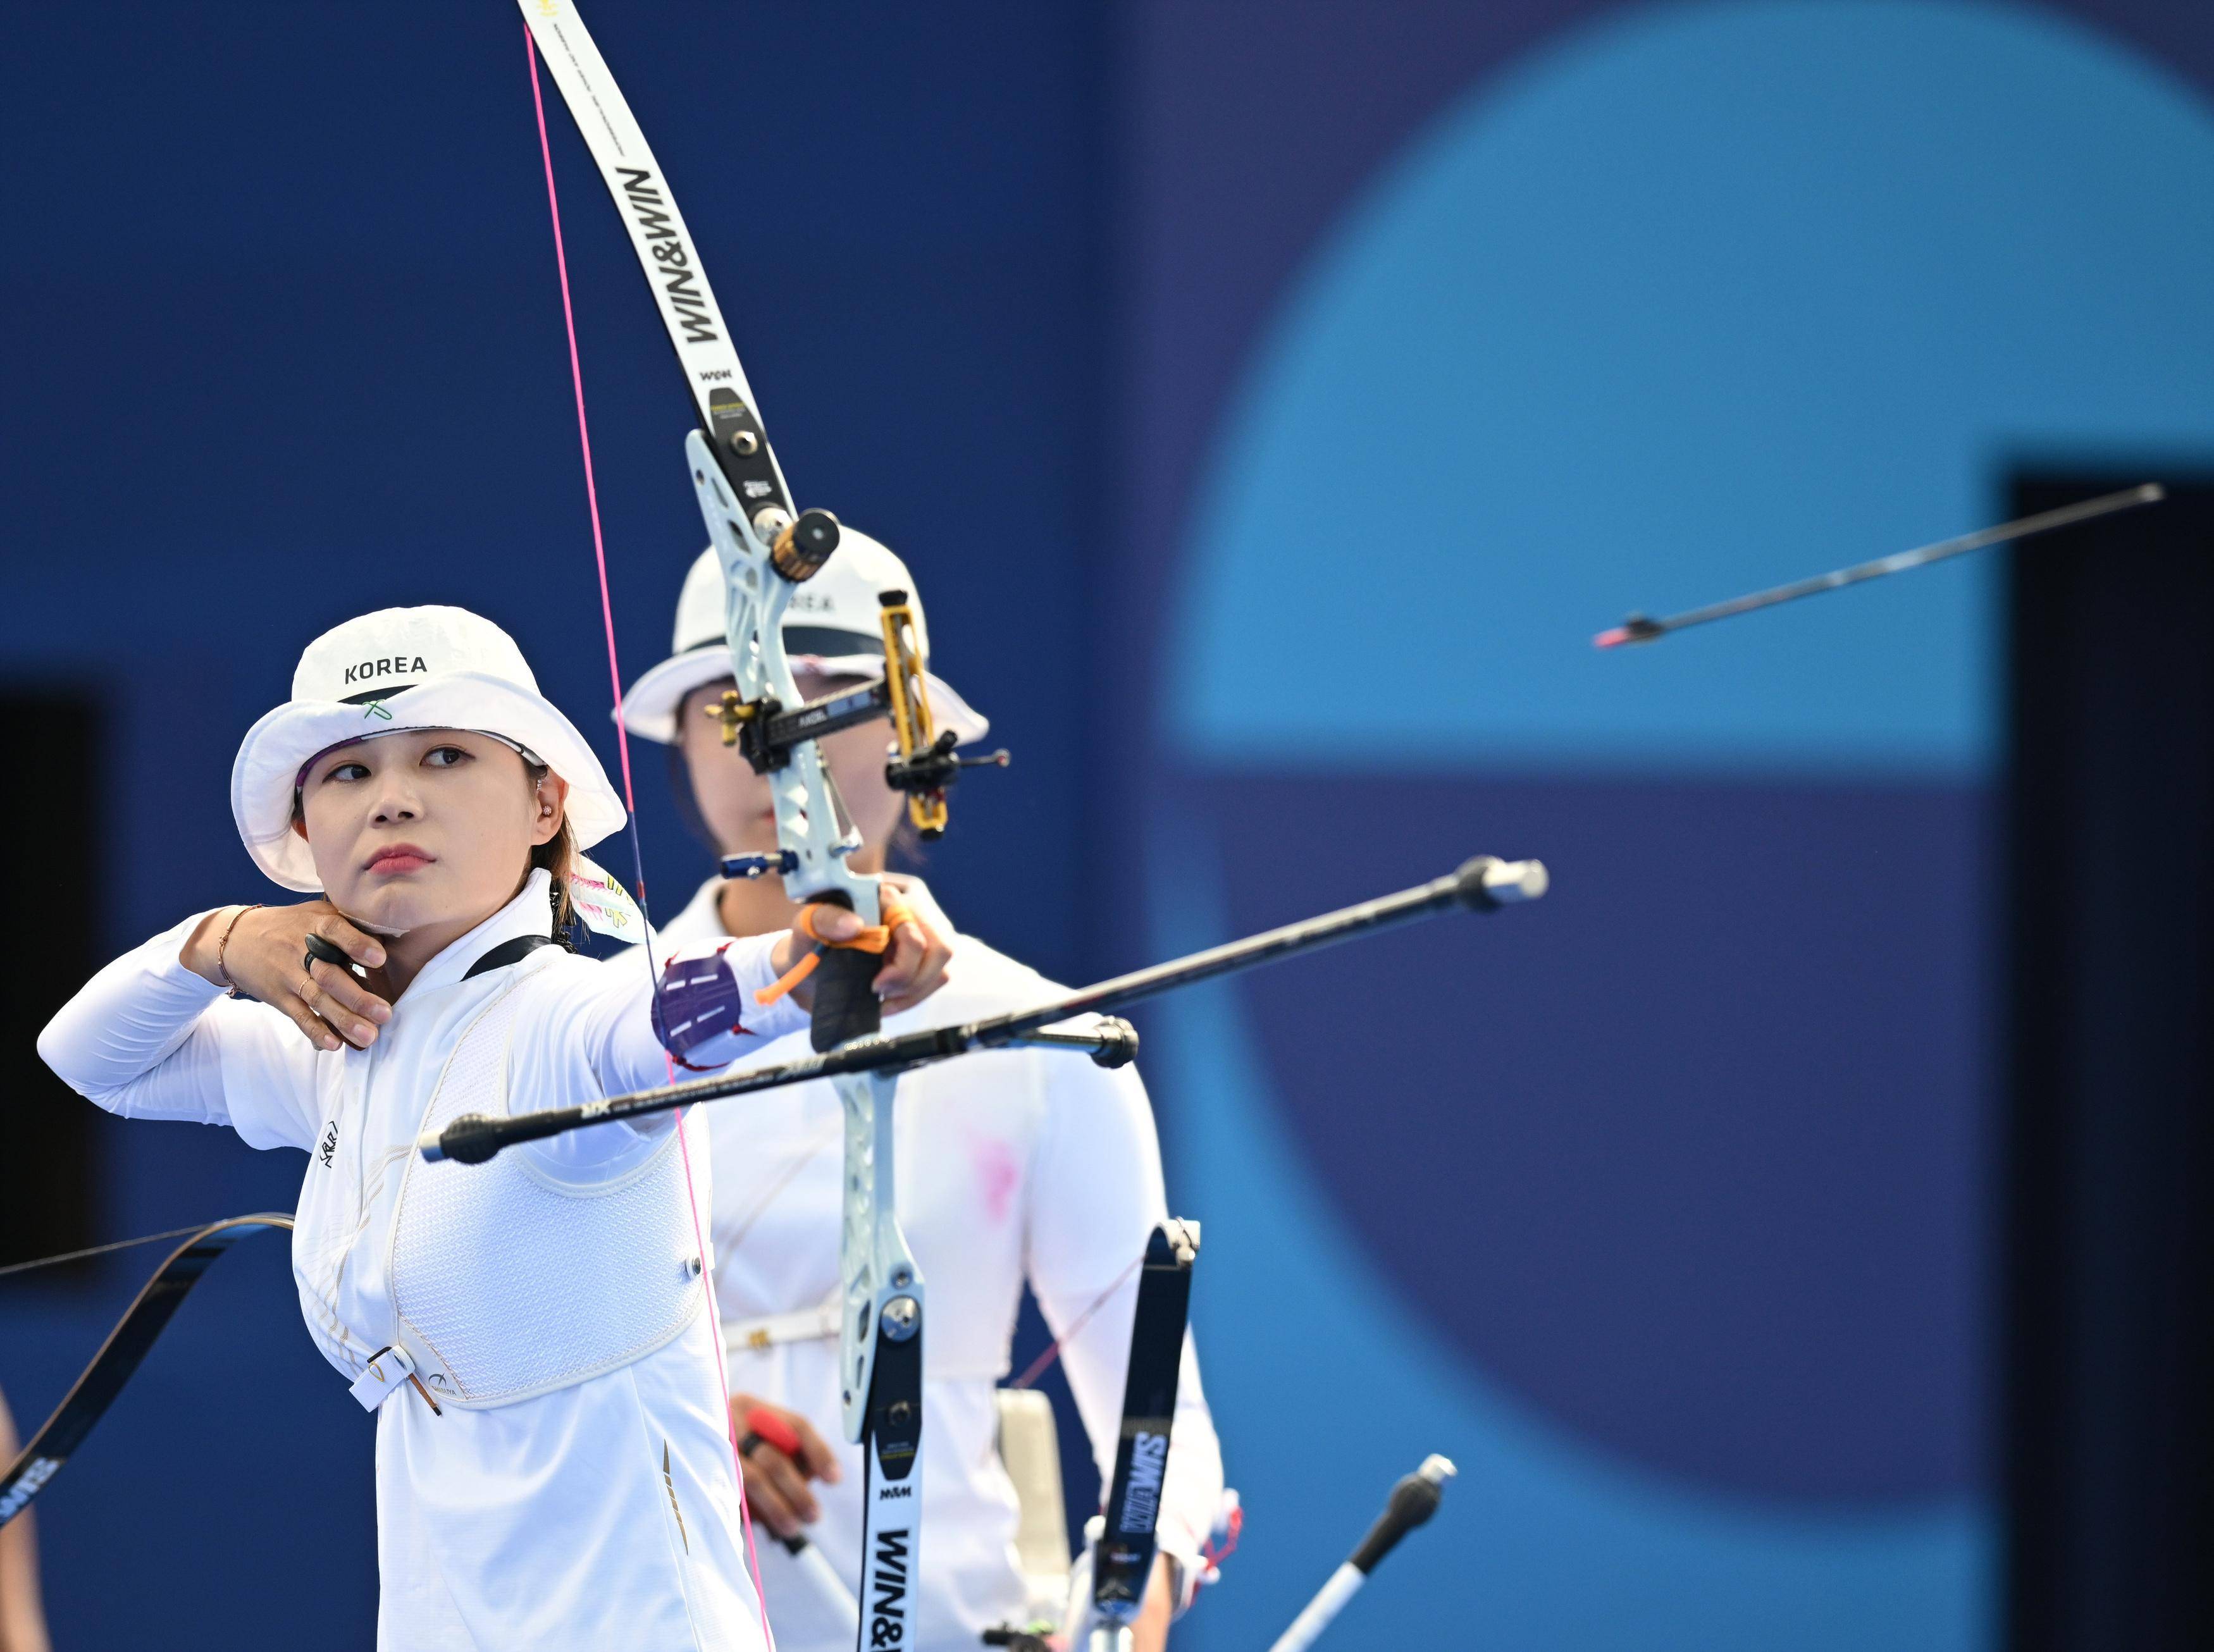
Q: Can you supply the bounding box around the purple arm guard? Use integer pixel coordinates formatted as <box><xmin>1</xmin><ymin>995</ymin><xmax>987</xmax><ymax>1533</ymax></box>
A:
<box><xmin>648</xmin><ymin>940</ymin><xmax>764</xmax><ymax>1070</ymax></box>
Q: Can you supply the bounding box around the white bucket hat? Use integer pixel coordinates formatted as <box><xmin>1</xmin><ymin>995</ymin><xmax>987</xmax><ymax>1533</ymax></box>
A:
<box><xmin>619</xmin><ymin>527</ymin><xmax>990</xmax><ymax>747</ymax></box>
<box><xmin>231</xmin><ymin>605</ymin><xmax>628</xmax><ymax>893</ymax></box>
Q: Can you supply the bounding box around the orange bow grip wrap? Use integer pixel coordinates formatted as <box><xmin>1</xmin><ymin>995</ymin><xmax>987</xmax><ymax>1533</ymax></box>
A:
<box><xmin>755</xmin><ymin>894</ymin><xmax>920</xmax><ymax>1009</ymax></box>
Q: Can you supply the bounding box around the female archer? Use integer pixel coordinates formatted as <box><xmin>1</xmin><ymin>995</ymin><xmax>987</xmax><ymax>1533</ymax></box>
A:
<box><xmin>621</xmin><ymin>536</ymin><xmax>1227</xmax><ymax>1651</ymax></box>
<box><xmin>37</xmin><ymin>604</ymin><xmax>948</xmax><ymax>1651</ymax></box>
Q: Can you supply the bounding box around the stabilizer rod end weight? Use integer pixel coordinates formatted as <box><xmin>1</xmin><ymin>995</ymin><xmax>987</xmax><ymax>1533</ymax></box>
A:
<box><xmin>1263</xmin><ymin>1453</ymin><xmax>1459</xmax><ymax>1652</ymax></box>
<box><xmin>1457</xmin><ymin>855</ymin><xmax>1549</xmax><ymax>909</ymax></box>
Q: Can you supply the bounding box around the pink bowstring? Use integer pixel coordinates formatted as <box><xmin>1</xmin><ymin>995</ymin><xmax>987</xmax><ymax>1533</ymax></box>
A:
<box><xmin>1008</xmin><ymin>1252</ymin><xmax>1146</xmax><ymax>1391</ymax></box>
<box><xmin>524</xmin><ymin>33</ymin><xmax>642</xmax><ymax>832</ymax></box>
<box><xmin>524</xmin><ymin>27</ymin><xmax>776</xmax><ymax>1649</ymax></box>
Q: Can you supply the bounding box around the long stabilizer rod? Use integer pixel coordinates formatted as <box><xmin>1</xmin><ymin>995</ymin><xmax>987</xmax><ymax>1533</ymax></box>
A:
<box><xmin>1265</xmin><ymin>1455</ymin><xmax>1458</xmax><ymax>1652</ymax></box>
<box><xmin>420</xmin><ymin>855</ymin><xmax>1549</xmax><ymax>1166</ymax></box>
<box><xmin>1594</xmin><ymin>483</ymin><xmax>2164</xmax><ymax>648</ymax></box>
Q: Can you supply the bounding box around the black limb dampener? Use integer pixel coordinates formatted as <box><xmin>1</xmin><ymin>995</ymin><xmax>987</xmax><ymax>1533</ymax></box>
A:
<box><xmin>769</xmin><ymin>507</ymin><xmax>841</xmax><ymax>581</ymax></box>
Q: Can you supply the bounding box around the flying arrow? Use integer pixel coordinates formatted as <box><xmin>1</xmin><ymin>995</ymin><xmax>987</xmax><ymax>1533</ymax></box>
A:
<box><xmin>1595</xmin><ymin>483</ymin><xmax>2166</xmax><ymax>648</ymax></box>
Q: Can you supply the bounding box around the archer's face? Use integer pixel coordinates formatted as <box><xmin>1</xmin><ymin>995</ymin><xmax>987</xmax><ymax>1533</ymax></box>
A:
<box><xmin>677</xmin><ymin>673</ymin><xmax>907</xmax><ymax>862</ymax></box>
<box><xmin>295</xmin><ymin>730</ymin><xmax>566</xmax><ymax>935</ymax></box>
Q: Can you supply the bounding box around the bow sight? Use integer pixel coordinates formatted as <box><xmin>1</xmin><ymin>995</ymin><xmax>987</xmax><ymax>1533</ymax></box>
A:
<box><xmin>705</xmin><ymin>577</ymin><xmax>1009</xmax><ymax>872</ymax></box>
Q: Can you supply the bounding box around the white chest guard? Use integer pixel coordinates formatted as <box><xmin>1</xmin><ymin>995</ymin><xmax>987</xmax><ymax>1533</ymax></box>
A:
<box><xmin>388</xmin><ymin>973</ymin><xmax>704</xmax><ymax>1409</ymax></box>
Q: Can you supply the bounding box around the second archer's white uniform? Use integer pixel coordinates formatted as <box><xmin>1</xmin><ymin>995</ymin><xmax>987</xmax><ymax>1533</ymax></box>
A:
<box><xmin>39</xmin><ymin>873</ymin><xmax>805</xmax><ymax>1652</ymax></box>
<box><xmin>657</xmin><ymin>878</ymin><xmax>1226</xmax><ymax>1652</ymax></box>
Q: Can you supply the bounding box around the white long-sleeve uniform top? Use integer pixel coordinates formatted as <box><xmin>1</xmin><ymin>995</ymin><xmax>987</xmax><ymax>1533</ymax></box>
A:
<box><xmin>655</xmin><ymin>877</ymin><xmax>1225</xmax><ymax>1652</ymax></box>
<box><xmin>37</xmin><ymin>872</ymin><xmax>807</xmax><ymax>1652</ymax></box>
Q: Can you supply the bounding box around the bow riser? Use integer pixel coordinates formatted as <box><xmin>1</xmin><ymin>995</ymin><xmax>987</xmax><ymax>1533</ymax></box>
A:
<box><xmin>691</xmin><ymin>431</ymin><xmax>906</xmax><ymax>1453</ymax></box>
<box><xmin>690</xmin><ymin>433</ymin><xmax>881</xmax><ymax>930</ymax></box>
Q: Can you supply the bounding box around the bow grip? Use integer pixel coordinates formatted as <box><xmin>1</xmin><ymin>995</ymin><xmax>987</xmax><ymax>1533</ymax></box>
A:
<box><xmin>806</xmin><ymin>892</ymin><xmax>885</xmax><ymax>1053</ymax></box>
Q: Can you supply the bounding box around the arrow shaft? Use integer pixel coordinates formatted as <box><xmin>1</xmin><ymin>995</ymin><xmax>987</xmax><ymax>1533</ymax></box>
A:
<box><xmin>1599</xmin><ymin>483</ymin><xmax>2164</xmax><ymax>645</ymax></box>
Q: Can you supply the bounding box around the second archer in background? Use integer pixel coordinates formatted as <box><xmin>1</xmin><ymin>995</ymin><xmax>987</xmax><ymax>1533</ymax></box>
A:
<box><xmin>621</xmin><ymin>534</ymin><xmax>1227</xmax><ymax>1652</ymax></box>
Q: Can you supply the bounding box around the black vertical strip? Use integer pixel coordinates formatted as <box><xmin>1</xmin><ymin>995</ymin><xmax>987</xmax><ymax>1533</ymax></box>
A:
<box><xmin>2005</xmin><ymin>472</ymin><xmax>2214</xmax><ymax>1652</ymax></box>
<box><xmin>0</xmin><ymin>691</ymin><xmax>99</xmax><ymax>1268</ymax></box>
<box><xmin>1092</xmin><ymin>1222</ymin><xmax>1197</xmax><ymax>1623</ymax></box>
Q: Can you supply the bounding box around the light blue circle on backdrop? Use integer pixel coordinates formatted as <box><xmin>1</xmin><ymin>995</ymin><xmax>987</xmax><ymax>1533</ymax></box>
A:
<box><xmin>1170</xmin><ymin>0</ymin><xmax>2214</xmax><ymax>782</ymax></box>
<box><xmin>1165</xmin><ymin>4</ymin><xmax>2214</xmax><ymax>1648</ymax></box>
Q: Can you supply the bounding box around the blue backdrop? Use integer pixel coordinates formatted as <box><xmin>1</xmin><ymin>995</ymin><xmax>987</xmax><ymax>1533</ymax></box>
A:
<box><xmin>5</xmin><ymin>1</ymin><xmax>2214</xmax><ymax>1647</ymax></box>
<box><xmin>0</xmin><ymin>3</ymin><xmax>1110</xmax><ymax>1642</ymax></box>
<box><xmin>1117</xmin><ymin>3</ymin><xmax>2214</xmax><ymax>1649</ymax></box>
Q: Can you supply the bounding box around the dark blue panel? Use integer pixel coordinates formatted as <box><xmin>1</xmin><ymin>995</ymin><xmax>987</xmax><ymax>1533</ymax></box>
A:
<box><xmin>1181</xmin><ymin>771</ymin><xmax>1993</xmax><ymax>1502</ymax></box>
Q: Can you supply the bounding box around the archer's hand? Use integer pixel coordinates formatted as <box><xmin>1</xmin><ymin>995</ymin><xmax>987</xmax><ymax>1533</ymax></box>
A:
<box><xmin>1132</xmin><ymin>1551</ymin><xmax>1177</xmax><ymax>1652</ymax></box>
<box><xmin>731</xmin><ymin>1394</ymin><xmax>843</xmax><ymax>1539</ymax></box>
<box><xmin>870</xmin><ymin>875</ymin><xmax>953</xmax><ymax>1014</ymax></box>
<box><xmin>766</xmin><ymin>880</ymin><xmax>953</xmax><ymax>1017</ymax></box>
<box><xmin>185</xmin><ymin>901</ymin><xmax>393</xmax><ymax>1052</ymax></box>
